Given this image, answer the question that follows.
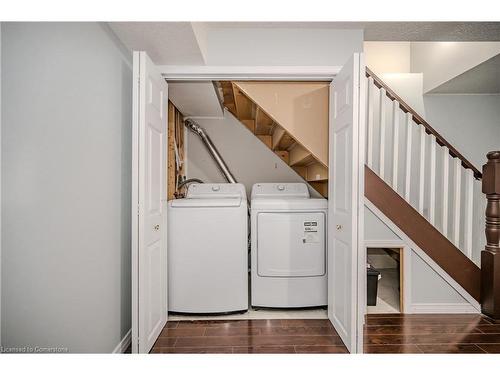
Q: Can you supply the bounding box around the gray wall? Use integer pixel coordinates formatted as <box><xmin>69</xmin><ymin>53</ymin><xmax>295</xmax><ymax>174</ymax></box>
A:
<box><xmin>1</xmin><ymin>23</ymin><xmax>132</xmax><ymax>352</ymax></box>
<box><xmin>365</xmin><ymin>206</ymin><xmax>470</xmax><ymax>307</ymax></box>
<box><xmin>206</xmin><ymin>28</ymin><xmax>363</xmax><ymax>66</ymax></box>
<box><xmin>424</xmin><ymin>94</ymin><xmax>500</xmax><ymax>169</ymax></box>
<box><xmin>186</xmin><ymin>110</ymin><xmax>321</xmax><ymax>198</ymax></box>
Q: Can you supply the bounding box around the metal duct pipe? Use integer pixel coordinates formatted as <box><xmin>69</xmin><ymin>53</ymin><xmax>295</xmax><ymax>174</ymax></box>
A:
<box><xmin>184</xmin><ymin>118</ymin><xmax>237</xmax><ymax>184</ymax></box>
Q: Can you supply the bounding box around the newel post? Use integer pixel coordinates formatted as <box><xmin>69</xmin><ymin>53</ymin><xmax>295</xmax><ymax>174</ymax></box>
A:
<box><xmin>481</xmin><ymin>151</ymin><xmax>500</xmax><ymax>319</ymax></box>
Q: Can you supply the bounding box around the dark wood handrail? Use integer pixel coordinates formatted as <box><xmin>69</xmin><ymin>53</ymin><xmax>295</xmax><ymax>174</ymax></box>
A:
<box><xmin>366</xmin><ymin>67</ymin><xmax>482</xmax><ymax>180</ymax></box>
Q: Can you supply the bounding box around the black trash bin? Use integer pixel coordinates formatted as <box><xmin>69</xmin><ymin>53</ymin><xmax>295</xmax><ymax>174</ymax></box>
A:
<box><xmin>367</xmin><ymin>266</ymin><xmax>381</xmax><ymax>306</ymax></box>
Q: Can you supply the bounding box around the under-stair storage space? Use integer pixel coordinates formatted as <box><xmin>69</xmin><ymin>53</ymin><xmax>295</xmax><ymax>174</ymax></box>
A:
<box><xmin>217</xmin><ymin>80</ymin><xmax>329</xmax><ymax>197</ymax></box>
<box><xmin>366</xmin><ymin>248</ymin><xmax>402</xmax><ymax>314</ymax></box>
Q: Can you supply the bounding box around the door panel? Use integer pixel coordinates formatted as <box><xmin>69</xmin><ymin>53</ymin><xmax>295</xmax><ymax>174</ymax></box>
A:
<box><xmin>132</xmin><ymin>51</ymin><xmax>168</xmax><ymax>353</ymax></box>
<box><xmin>257</xmin><ymin>212</ymin><xmax>326</xmax><ymax>277</ymax></box>
<box><xmin>328</xmin><ymin>53</ymin><xmax>365</xmax><ymax>353</ymax></box>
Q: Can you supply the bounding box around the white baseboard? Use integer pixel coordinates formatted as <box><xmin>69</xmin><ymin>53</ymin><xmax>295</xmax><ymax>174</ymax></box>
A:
<box><xmin>113</xmin><ymin>329</ymin><xmax>131</xmax><ymax>353</ymax></box>
<box><xmin>408</xmin><ymin>303</ymin><xmax>479</xmax><ymax>314</ymax></box>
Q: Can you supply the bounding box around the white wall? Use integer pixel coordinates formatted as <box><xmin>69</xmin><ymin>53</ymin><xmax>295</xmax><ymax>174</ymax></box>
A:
<box><xmin>1</xmin><ymin>23</ymin><xmax>132</xmax><ymax>353</ymax></box>
<box><xmin>411</xmin><ymin>42</ymin><xmax>500</xmax><ymax>93</ymax></box>
<box><xmin>424</xmin><ymin>94</ymin><xmax>500</xmax><ymax>168</ymax></box>
<box><xmin>205</xmin><ymin>28</ymin><xmax>363</xmax><ymax>66</ymax></box>
<box><xmin>364</xmin><ymin>206</ymin><xmax>474</xmax><ymax>311</ymax></box>
<box><xmin>186</xmin><ymin>110</ymin><xmax>321</xmax><ymax>198</ymax></box>
<box><xmin>364</xmin><ymin>42</ymin><xmax>411</xmax><ymax>74</ymax></box>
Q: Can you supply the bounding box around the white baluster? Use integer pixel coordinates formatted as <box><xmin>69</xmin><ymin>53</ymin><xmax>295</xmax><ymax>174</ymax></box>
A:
<box><xmin>429</xmin><ymin>135</ymin><xmax>436</xmax><ymax>224</ymax></box>
<box><xmin>379</xmin><ymin>88</ymin><xmax>386</xmax><ymax>180</ymax></box>
<box><xmin>464</xmin><ymin>169</ymin><xmax>474</xmax><ymax>259</ymax></box>
<box><xmin>441</xmin><ymin>147</ymin><xmax>450</xmax><ymax>237</ymax></box>
<box><xmin>392</xmin><ymin>100</ymin><xmax>399</xmax><ymax>191</ymax></box>
<box><xmin>404</xmin><ymin>113</ymin><xmax>412</xmax><ymax>202</ymax></box>
<box><xmin>418</xmin><ymin>125</ymin><xmax>426</xmax><ymax>215</ymax></box>
<box><xmin>453</xmin><ymin>158</ymin><xmax>462</xmax><ymax>247</ymax></box>
<box><xmin>367</xmin><ymin>77</ymin><xmax>374</xmax><ymax>168</ymax></box>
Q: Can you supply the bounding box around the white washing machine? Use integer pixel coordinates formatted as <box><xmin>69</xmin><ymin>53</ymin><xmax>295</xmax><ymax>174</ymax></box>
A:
<box><xmin>251</xmin><ymin>183</ymin><xmax>327</xmax><ymax>308</ymax></box>
<box><xmin>168</xmin><ymin>183</ymin><xmax>248</xmax><ymax>314</ymax></box>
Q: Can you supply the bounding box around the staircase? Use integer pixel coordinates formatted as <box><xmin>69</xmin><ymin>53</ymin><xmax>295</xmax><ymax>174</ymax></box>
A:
<box><xmin>218</xmin><ymin>81</ymin><xmax>329</xmax><ymax>197</ymax></box>
<box><xmin>364</xmin><ymin>68</ymin><xmax>485</xmax><ymax>303</ymax></box>
<box><xmin>219</xmin><ymin>73</ymin><xmax>486</xmax><ymax>303</ymax></box>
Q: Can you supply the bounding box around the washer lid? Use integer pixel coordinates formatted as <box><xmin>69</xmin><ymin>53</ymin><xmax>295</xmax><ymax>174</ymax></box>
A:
<box><xmin>251</xmin><ymin>183</ymin><xmax>310</xmax><ymax>200</ymax></box>
<box><xmin>186</xmin><ymin>183</ymin><xmax>246</xmax><ymax>199</ymax></box>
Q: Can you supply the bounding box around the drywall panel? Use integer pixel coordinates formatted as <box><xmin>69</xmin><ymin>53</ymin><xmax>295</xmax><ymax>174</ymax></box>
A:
<box><xmin>378</xmin><ymin>73</ymin><xmax>425</xmax><ymax>116</ymax></box>
<box><xmin>410</xmin><ymin>252</ymin><xmax>469</xmax><ymax>305</ymax></box>
<box><xmin>109</xmin><ymin>22</ymin><xmax>205</xmax><ymax>65</ymax></box>
<box><xmin>430</xmin><ymin>54</ymin><xmax>500</xmax><ymax>94</ymax></box>
<box><xmin>364</xmin><ymin>206</ymin><xmax>401</xmax><ymax>242</ymax></box>
<box><xmin>185</xmin><ymin>110</ymin><xmax>321</xmax><ymax>198</ymax></box>
<box><xmin>205</xmin><ymin>28</ymin><xmax>363</xmax><ymax>66</ymax></box>
<box><xmin>411</xmin><ymin>42</ymin><xmax>500</xmax><ymax>93</ymax></box>
<box><xmin>364</xmin><ymin>42</ymin><xmax>411</xmax><ymax>74</ymax></box>
<box><xmin>424</xmin><ymin>94</ymin><xmax>500</xmax><ymax>169</ymax></box>
<box><xmin>168</xmin><ymin>81</ymin><xmax>223</xmax><ymax>117</ymax></box>
<box><xmin>235</xmin><ymin>82</ymin><xmax>329</xmax><ymax>166</ymax></box>
<box><xmin>1</xmin><ymin>22</ymin><xmax>132</xmax><ymax>352</ymax></box>
<box><xmin>365</xmin><ymin>204</ymin><xmax>475</xmax><ymax>311</ymax></box>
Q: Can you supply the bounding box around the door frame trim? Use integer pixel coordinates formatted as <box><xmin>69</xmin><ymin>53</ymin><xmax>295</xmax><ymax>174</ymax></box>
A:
<box><xmin>159</xmin><ymin>65</ymin><xmax>342</xmax><ymax>81</ymax></box>
<box><xmin>152</xmin><ymin>66</ymin><xmax>364</xmax><ymax>354</ymax></box>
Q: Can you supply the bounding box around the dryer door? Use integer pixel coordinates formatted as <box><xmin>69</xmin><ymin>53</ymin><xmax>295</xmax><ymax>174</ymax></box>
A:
<box><xmin>257</xmin><ymin>212</ymin><xmax>326</xmax><ymax>277</ymax></box>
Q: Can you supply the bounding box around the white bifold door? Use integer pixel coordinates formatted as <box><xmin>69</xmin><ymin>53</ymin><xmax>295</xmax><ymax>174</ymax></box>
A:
<box><xmin>328</xmin><ymin>53</ymin><xmax>366</xmax><ymax>353</ymax></box>
<box><xmin>132</xmin><ymin>51</ymin><xmax>168</xmax><ymax>353</ymax></box>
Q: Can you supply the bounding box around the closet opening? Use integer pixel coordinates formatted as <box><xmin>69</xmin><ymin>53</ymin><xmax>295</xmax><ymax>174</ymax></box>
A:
<box><xmin>165</xmin><ymin>80</ymin><xmax>330</xmax><ymax>322</ymax></box>
<box><xmin>366</xmin><ymin>247</ymin><xmax>403</xmax><ymax>314</ymax></box>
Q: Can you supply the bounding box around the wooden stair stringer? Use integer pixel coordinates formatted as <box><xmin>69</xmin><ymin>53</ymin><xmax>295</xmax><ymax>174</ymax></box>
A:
<box><xmin>364</xmin><ymin>165</ymin><xmax>481</xmax><ymax>303</ymax></box>
<box><xmin>233</xmin><ymin>81</ymin><xmax>329</xmax><ymax>167</ymax></box>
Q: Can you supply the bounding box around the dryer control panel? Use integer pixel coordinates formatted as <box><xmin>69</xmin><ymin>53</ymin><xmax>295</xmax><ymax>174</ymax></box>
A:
<box><xmin>251</xmin><ymin>183</ymin><xmax>310</xmax><ymax>199</ymax></box>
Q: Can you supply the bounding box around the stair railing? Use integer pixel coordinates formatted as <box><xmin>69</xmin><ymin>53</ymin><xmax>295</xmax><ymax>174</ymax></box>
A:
<box><xmin>365</xmin><ymin>68</ymin><xmax>486</xmax><ymax>263</ymax></box>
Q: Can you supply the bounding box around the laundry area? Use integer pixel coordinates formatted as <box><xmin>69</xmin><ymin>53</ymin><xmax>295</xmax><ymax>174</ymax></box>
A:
<box><xmin>165</xmin><ymin>78</ymin><xmax>330</xmax><ymax>320</ymax></box>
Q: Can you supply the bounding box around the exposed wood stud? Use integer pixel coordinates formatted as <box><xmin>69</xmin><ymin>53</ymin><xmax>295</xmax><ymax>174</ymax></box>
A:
<box><xmin>272</xmin><ymin>127</ymin><xmax>286</xmax><ymax>150</ymax></box>
<box><xmin>220</xmin><ymin>80</ymin><xmax>329</xmax><ymax>198</ymax></box>
<box><xmin>256</xmin><ymin>135</ymin><xmax>272</xmax><ymax>149</ymax></box>
<box><xmin>289</xmin><ymin>145</ymin><xmax>314</xmax><ymax>166</ymax></box>
<box><xmin>306</xmin><ymin>162</ymin><xmax>328</xmax><ymax>182</ymax></box>
<box><xmin>274</xmin><ymin>150</ymin><xmax>290</xmax><ymax>164</ymax></box>
<box><xmin>241</xmin><ymin>119</ymin><xmax>255</xmax><ymax>133</ymax></box>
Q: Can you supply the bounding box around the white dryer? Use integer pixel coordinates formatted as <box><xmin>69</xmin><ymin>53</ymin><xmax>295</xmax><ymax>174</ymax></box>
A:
<box><xmin>168</xmin><ymin>183</ymin><xmax>248</xmax><ymax>314</ymax></box>
<box><xmin>251</xmin><ymin>183</ymin><xmax>327</xmax><ymax>308</ymax></box>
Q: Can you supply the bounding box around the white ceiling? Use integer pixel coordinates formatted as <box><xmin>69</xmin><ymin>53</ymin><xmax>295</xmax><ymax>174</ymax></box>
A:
<box><xmin>204</xmin><ymin>22</ymin><xmax>500</xmax><ymax>41</ymax></box>
<box><xmin>168</xmin><ymin>81</ymin><xmax>223</xmax><ymax>117</ymax></box>
<box><xmin>108</xmin><ymin>22</ymin><xmax>500</xmax><ymax>66</ymax></box>
<box><xmin>109</xmin><ymin>22</ymin><xmax>206</xmax><ymax>64</ymax></box>
<box><xmin>108</xmin><ymin>22</ymin><xmax>500</xmax><ymax>94</ymax></box>
<box><xmin>430</xmin><ymin>54</ymin><xmax>500</xmax><ymax>94</ymax></box>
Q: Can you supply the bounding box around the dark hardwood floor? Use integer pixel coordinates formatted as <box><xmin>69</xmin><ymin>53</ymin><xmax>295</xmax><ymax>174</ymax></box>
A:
<box><xmin>147</xmin><ymin>314</ymin><xmax>500</xmax><ymax>354</ymax></box>
<box><xmin>364</xmin><ymin>313</ymin><xmax>500</xmax><ymax>353</ymax></box>
<box><xmin>150</xmin><ymin>319</ymin><xmax>348</xmax><ymax>354</ymax></box>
